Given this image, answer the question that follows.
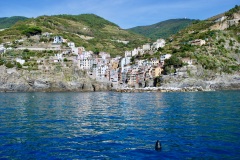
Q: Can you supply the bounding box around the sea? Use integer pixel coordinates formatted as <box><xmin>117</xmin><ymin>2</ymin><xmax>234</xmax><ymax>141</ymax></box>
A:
<box><xmin>0</xmin><ymin>91</ymin><xmax>240</xmax><ymax>159</ymax></box>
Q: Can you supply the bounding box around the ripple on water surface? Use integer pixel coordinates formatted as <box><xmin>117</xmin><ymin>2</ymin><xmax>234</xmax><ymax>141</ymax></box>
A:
<box><xmin>0</xmin><ymin>91</ymin><xmax>240</xmax><ymax>159</ymax></box>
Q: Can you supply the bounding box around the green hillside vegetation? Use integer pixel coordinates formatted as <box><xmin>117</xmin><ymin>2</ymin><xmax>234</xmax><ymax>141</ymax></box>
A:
<box><xmin>160</xmin><ymin>6</ymin><xmax>240</xmax><ymax>74</ymax></box>
<box><xmin>0</xmin><ymin>14</ymin><xmax>149</xmax><ymax>56</ymax></box>
<box><xmin>128</xmin><ymin>19</ymin><xmax>195</xmax><ymax>40</ymax></box>
<box><xmin>0</xmin><ymin>16</ymin><xmax>28</xmax><ymax>29</ymax></box>
<box><xmin>225</xmin><ymin>5</ymin><xmax>240</xmax><ymax>17</ymax></box>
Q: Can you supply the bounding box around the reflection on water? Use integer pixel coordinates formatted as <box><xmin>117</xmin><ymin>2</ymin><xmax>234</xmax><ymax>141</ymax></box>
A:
<box><xmin>0</xmin><ymin>91</ymin><xmax>240</xmax><ymax>159</ymax></box>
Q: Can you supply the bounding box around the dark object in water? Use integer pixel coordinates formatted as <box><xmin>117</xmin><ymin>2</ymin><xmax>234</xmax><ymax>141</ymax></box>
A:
<box><xmin>155</xmin><ymin>140</ymin><xmax>161</xmax><ymax>151</ymax></box>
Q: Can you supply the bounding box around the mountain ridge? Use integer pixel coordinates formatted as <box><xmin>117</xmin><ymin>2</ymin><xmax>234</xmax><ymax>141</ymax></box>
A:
<box><xmin>127</xmin><ymin>18</ymin><xmax>196</xmax><ymax>40</ymax></box>
<box><xmin>0</xmin><ymin>16</ymin><xmax>28</xmax><ymax>29</ymax></box>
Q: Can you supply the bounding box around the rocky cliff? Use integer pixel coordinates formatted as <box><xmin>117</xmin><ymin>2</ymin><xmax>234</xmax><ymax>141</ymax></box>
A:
<box><xmin>0</xmin><ymin>66</ymin><xmax>111</xmax><ymax>92</ymax></box>
<box><xmin>161</xmin><ymin>65</ymin><xmax>240</xmax><ymax>90</ymax></box>
<box><xmin>1</xmin><ymin>64</ymin><xmax>239</xmax><ymax>92</ymax></box>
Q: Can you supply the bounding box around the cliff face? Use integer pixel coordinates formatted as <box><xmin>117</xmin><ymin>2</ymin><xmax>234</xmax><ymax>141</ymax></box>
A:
<box><xmin>161</xmin><ymin>65</ymin><xmax>240</xmax><ymax>90</ymax></box>
<box><xmin>1</xmin><ymin>64</ymin><xmax>239</xmax><ymax>92</ymax></box>
<box><xmin>0</xmin><ymin>66</ymin><xmax>111</xmax><ymax>92</ymax></box>
<box><xmin>210</xmin><ymin>12</ymin><xmax>240</xmax><ymax>30</ymax></box>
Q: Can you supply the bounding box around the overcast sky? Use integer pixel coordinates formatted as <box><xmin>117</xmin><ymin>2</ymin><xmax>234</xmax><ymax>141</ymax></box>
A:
<box><xmin>0</xmin><ymin>0</ymin><xmax>239</xmax><ymax>29</ymax></box>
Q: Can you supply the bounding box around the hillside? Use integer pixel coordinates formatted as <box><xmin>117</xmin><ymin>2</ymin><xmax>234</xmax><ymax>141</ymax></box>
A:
<box><xmin>157</xmin><ymin>5</ymin><xmax>240</xmax><ymax>75</ymax></box>
<box><xmin>0</xmin><ymin>14</ymin><xmax>149</xmax><ymax>56</ymax></box>
<box><xmin>127</xmin><ymin>19</ymin><xmax>195</xmax><ymax>40</ymax></box>
<box><xmin>0</xmin><ymin>7</ymin><xmax>240</xmax><ymax>92</ymax></box>
<box><xmin>0</xmin><ymin>16</ymin><xmax>28</xmax><ymax>29</ymax></box>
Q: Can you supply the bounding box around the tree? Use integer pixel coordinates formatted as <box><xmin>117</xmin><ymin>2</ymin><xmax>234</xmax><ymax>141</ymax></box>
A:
<box><xmin>130</xmin><ymin>56</ymin><xmax>135</xmax><ymax>64</ymax></box>
<box><xmin>5</xmin><ymin>62</ymin><xmax>14</xmax><ymax>68</ymax></box>
<box><xmin>22</xmin><ymin>26</ymin><xmax>42</xmax><ymax>37</ymax></box>
<box><xmin>163</xmin><ymin>55</ymin><xmax>183</xmax><ymax>75</ymax></box>
<box><xmin>164</xmin><ymin>55</ymin><xmax>183</xmax><ymax>68</ymax></box>
<box><xmin>0</xmin><ymin>59</ymin><xmax>4</xmax><ymax>66</ymax></box>
<box><xmin>16</xmin><ymin>62</ymin><xmax>22</xmax><ymax>69</ymax></box>
<box><xmin>63</xmin><ymin>58</ymin><xmax>68</xmax><ymax>62</ymax></box>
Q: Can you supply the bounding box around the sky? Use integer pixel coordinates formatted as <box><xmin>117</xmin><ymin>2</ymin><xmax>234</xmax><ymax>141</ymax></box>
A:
<box><xmin>0</xmin><ymin>0</ymin><xmax>239</xmax><ymax>29</ymax></box>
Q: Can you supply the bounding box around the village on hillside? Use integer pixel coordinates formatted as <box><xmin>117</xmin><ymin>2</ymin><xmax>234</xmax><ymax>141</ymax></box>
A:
<box><xmin>0</xmin><ymin>32</ymin><xmax>207</xmax><ymax>89</ymax></box>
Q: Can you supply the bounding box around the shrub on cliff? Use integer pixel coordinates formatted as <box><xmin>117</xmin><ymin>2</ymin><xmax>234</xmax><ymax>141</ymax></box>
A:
<box><xmin>22</xmin><ymin>26</ymin><xmax>42</xmax><ymax>37</ymax></box>
<box><xmin>164</xmin><ymin>55</ymin><xmax>183</xmax><ymax>68</ymax></box>
<box><xmin>225</xmin><ymin>5</ymin><xmax>240</xmax><ymax>17</ymax></box>
<box><xmin>163</xmin><ymin>55</ymin><xmax>183</xmax><ymax>75</ymax></box>
<box><xmin>5</xmin><ymin>62</ymin><xmax>14</xmax><ymax>68</ymax></box>
<box><xmin>16</xmin><ymin>62</ymin><xmax>22</xmax><ymax>69</ymax></box>
<box><xmin>0</xmin><ymin>59</ymin><xmax>4</xmax><ymax>66</ymax></box>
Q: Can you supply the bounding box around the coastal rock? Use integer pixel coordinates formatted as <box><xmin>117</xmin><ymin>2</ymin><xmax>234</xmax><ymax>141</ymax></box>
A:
<box><xmin>161</xmin><ymin>72</ymin><xmax>240</xmax><ymax>91</ymax></box>
<box><xmin>208</xmin><ymin>74</ymin><xmax>240</xmax><ymax>90</ymax></box>
<box><xmin>81</xmin><ymin>82</ymin><xmax>94</xmax><ymax>91</ymax></box>
<box><xmin>33</xmin><ymin>80</ymin><xmax>51</xmax><ymax>89</ymax></box>
<box><xmin>0</xmin><ymin>83</ymin><xmax>30</xmax><ymax>92</ymax></box>
<box><xmin>179</xmin><ymin>79</ymin><xmax>208</xmax><ymax>89</ymax></box>
<box><xmin>0</xmin><ymin>66</ymin><xmax>111</xmax><ymax>92</ymax></box>
<box><xmin>0</xmin><ymin>64</ymin><xmax>239</xmax><ymax>92</ymax></box>
<box><xmin>93</xmin><ymin>82</ymin><xmax>112</xmax><ymax>91</ymax></box>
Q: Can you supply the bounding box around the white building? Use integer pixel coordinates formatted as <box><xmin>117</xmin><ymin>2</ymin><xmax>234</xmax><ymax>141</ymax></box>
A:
<box><xmin>160</xmin><ymin>54</ymin><xmax>172</xmax><ymax>64</ymax></box>
<box><xmin>95</xmin><ymin>65</ymin><xmax>108</xmax><ymax>78</ymax></box>
<box><xmin>67</xmin><ymin>42</ymin><xmax>75</xmax><ymax>48</ymax></box>
<box><xmin>56</xmin><ymin>53</ymin><xmax>63</xmax><ymax>61</ymax></box>
<box><xmin>137</xmin><ymin>60</ymin><xmax>145</xmax><ymax>67</ymax></box>
<box><xmin>150</xmin><ymin>58</ymin><xmax>160</xmax><ymax>66</ymax></box>
<box><xmin>72</xmin><ymin>47</ymin><xmax>86</xmax><ymax>55</ymax></box>
<box><xmin>215</xmin><ymin>16</ymin><xmax>227</xmax><ymax>22</ymax></box>
<box><xmin>53</xmin><ymin>36</ymin><xmax>63</xmax><ymax>44</ymax></box>
<box><xmin>52</xmin><ymin>53</ymin><xmax>63</xmax><ymax>63</ymax></box>
<box><xmin>72</xmin><ymin>47</ymin><xmax>78</xmax><ymax>55</ymax></box>
<box><xmin>79</xmin><ymin>51</ymin><xmax>95</xmax><ymax>70</ymax></box>
<box><xmin>80</xmin><ymin>58</ymin><xmax>95</xmax><ymax>70</ymax></box>
<box><xmin>120</xmin><ymin>57</ymin><xmax>131</xmax><ymax>72</ymax></box>
<box><xmin>143</xmin><ymin>43</ymin><xmax>151</xmax><ymax>51</ymax></box>
<box><xmin>0</xmin><ymin>44</ymin><xmax>5</xmax><ymax>54</ymax></box>
<box><xmin>132</xmin><ymin>48</ymin><xmax>139</xmax><ymax>57</ymax></box>
<box><xmin>16</xmin><ymin>58</ymin><xmax>25</xmax><ymax>65</ymax></box>
<box><xmin>110</xmin><ymin>69</ymin><xmax>119</xmax><ymax>82</ymax></box>
<box><xmin>125</xmin><ymin>51</ymin><xmax>132</xmax><ymax>57</ymax></box>
<box><xmin>152</xmin><ymin>39</ymin><xmax>166</xmax><ymax>50</ymax></box>
<box><xmin>99</xmin><ymin>52</ymin><xmax>111</xmax><ymax>59</ymax></box>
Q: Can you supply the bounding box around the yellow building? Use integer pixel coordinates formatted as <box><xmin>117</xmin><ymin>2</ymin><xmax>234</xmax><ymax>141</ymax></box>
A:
<box><xmin>111</xmin><ymin>62</ymin><xmax>119</xmax><ymax>70</ymax></box>
<box><xmin>154</xmin><ymin>66</ymin><xmax>162</xmax><ymax>77</ymax></box>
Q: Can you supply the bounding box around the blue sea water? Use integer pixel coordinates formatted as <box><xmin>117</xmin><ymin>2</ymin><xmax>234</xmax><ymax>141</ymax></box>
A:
<box><xmin>0</xmin><ymin>91</ymin><xmax>240</xmax><ymax>159</ymax></box>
